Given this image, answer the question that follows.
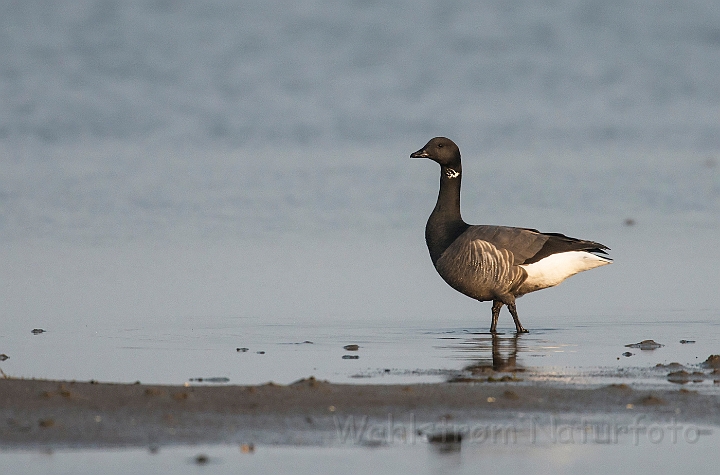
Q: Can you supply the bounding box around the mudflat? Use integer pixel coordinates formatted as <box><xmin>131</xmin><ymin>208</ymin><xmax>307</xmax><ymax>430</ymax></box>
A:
<box><xmin>1</xmin><ymin>377</ymin><xmax>718</xmax><ymax>448</ymax></box>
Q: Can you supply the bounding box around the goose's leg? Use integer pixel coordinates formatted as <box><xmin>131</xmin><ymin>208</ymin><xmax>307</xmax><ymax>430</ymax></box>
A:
<box><xmin>490</xmin><ymin>300</ymin><xmax>503</xmax><ymax>333</ymax></box>
<box><xmin>506</xmin><ymin>300</ymin><xmax>529</xmax><ymax>334</ymax></box>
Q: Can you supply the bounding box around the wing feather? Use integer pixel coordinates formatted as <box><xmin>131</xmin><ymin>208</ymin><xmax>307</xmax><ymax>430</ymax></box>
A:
<box><xmin>457</xmin><ymin>225</ymin><xmax>610</xmax><ymax>265</ymax></box>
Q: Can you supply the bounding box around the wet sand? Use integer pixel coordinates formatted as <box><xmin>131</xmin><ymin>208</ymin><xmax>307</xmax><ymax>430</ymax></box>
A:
<box><xmin>2</xmin><ymin>377</ymin><xmax>719</xmax><ymax>449</ymax></box>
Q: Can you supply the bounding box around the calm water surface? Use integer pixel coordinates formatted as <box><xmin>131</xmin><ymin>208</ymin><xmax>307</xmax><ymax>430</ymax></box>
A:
<box><xmin>2</xmin><ymin>436</ymin><xmax>719</xmax><ymax>475</ymax></box>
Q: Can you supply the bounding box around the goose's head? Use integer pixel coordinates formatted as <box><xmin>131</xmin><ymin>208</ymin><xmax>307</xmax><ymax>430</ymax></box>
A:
<box><xmin>410</xmin><ymin>137</ymin><xmax>461</xmax><ymax>168</ymax></box>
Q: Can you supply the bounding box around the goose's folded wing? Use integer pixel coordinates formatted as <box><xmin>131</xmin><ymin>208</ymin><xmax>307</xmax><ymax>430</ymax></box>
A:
<box><xmin>455</xmin><ymin>225</ymin><xmax>610</xmax><ymax>265</ymax></box>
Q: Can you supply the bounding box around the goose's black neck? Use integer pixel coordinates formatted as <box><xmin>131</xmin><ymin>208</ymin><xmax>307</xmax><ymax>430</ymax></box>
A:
<box><xmin>426</xmin><ymin>165</ymin><xmax>469</xmax><ymax>265</ymax></box>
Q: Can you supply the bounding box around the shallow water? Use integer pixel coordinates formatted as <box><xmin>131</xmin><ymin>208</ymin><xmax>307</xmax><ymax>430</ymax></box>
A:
<box><xmin>2</xmin><ymin>433</ymin><xmax>718</xmax><ymax>475</ymax></box>
<box><xmin>2</xmin><ymin>191</ymin><xmax>720</xmax><ymax>388</ymax></box>
<box><xmin>1</xmin><ymin>223</ymin><xmax>719</xmax><ymax>389</ymax></box>
<box><xmin>2</xmin><ymin>316</ymin><xmax>719</xmax><ymax>390</ymax></box>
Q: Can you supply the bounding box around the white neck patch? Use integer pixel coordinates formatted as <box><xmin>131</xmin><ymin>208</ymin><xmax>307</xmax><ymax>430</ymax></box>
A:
<box><xmin>445</xmin><ymin>168</ymin><xmax>460</xmax><ymax>179</ymax></box>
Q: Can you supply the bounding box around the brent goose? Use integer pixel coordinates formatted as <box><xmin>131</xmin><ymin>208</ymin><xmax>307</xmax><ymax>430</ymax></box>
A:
<box><xmin>411</xmin><ymin>137</ymin><xmax>611</xmax><ymax>333</ymax></box>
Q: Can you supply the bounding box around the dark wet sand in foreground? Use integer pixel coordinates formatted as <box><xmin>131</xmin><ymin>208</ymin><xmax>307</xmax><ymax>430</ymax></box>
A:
<box><xmin>1</xmin><ymin>378</ymin><xmax>719</xmax><ymax>448</ymax></box>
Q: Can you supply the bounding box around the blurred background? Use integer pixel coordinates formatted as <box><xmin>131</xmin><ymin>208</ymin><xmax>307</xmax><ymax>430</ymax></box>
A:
<box><xmin>0</xmin><ymin>0</ymin><xmax>719</xmax><ymax>383</ymax></box>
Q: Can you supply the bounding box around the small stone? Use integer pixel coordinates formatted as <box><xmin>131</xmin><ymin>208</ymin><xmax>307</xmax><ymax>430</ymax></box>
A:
<box><xmin>690</xmin><ymin>371</ymin><xmax>706</xmax><ymax>382</ymax></box>
<box><xmin>189</xmin><ymin>377</ymin><xmax>230</xmax><ymax>383</ymax></box>
<box><xmin>343</xmin><ymin>344</ymin><xmax>359</xmax><ymax>351</ymax></box>
<box><xmin>427</xmin><ymin>431</ymin><xmax>463</xmax><ymax>444</ymax></box>
<box><xmin>38</xmin><ymin>418</ymin><xmax>55</xmax><ymax>428</ymax></box>
<box><xmin>637</xmin><ymin>395</ymin><xmax>665</xmax><ymax>406</ymax></box>
<box><xmin>0</xmin><ymin>354</ymin><xmax>8</xmax><ymax>361</ymax></box>
<box><xmin>31</xmin><ymin>329</ymin><xmax>45</xmax><ymax>335</ymax></box>
<box><xmin>240</xmin><ymin>443</ymin><xmax>255</xmax><ymax>453</ymax></box>
<box><xmin>622</xmin><ymin>352</ymin><xmax>633</xmax><ymax>357</ymax></box>
<box><xmin>702</xmin><ymin>355</ymin><xmax>720</xmax><ymax>368</ymax></box>
<box><xmin>342</xmin><ymin>355</ymin><xmax>359</xmax><ymax>359</ymax></box>
<box><xmin>606</xmin><ymin>384</ymin><xmax>632</xmax><ymax>392</ymax></box>
<box><xmin>256</xmin><ymin>351</ymin><xmax>265</xmax><ymax>355</ymax></box>
<box><xmin>236</xmin><ymin>348</ymin><xmax>249</xmax><ymax>352</ymax></box>
<box><xmin>666</xmin><ymin>370</ymin><xmax>705</xmax><ymax>384</ymax></box>
<box><xmin>194</xmin><ymin>454</ymin><xmax>209</xmax><ymax>465</ymax></box>
<box><xmin>625</xmin><ymin>340</ymin><xmax>663</xmax><ymax>350</ymax></box>
<box><xmin>503</xmin><ymin>390</ymin><xmax>519</xmax><ymax>400</ymax></box>
<box><xmin>679</xmin><ymin>340</ymin><xmax>696</xmax><ymax>344</ymax></box>
<box><xmin>290</xmin><ymin>376</ymin><xmax>320</xmax><ymax>386</ymax></box>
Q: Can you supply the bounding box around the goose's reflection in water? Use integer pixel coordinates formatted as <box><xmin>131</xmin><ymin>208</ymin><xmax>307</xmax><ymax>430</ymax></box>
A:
<box><xmin>445</xmin><ymin>333</ymin><xmax>527</xmax><ymax>382</ymax></box>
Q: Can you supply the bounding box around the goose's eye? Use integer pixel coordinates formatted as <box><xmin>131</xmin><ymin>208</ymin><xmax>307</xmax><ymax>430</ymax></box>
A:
<box><xmin>437</xmin><ymin>143</ymin><xmax>444</xmax><ymax>148</ymax></box>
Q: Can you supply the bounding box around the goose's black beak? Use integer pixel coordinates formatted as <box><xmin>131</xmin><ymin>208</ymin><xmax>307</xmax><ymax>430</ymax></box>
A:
<box><xmin>410</xmin><ymin>148</ymin><xmax>429</xmax><ymax>159</ymax></box>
